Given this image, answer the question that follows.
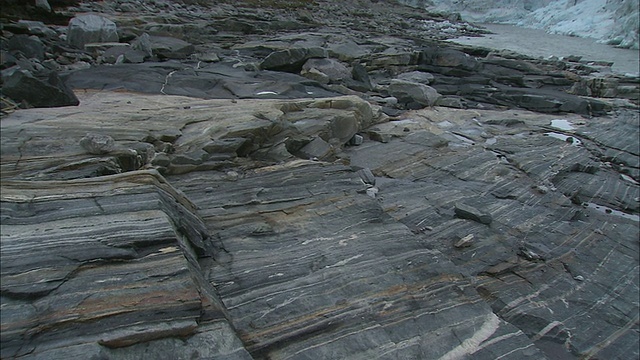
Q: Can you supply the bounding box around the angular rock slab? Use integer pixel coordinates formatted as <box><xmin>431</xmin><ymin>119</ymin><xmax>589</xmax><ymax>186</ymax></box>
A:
<box><xmin>172</xmin><ymin>161</ymin><xmax>545</xmax><ymax>359</ymax></box>
<box><xmin>0</xmin><ymin>170</ymin><xmax>251</xmax><ymax>359</ymax></box>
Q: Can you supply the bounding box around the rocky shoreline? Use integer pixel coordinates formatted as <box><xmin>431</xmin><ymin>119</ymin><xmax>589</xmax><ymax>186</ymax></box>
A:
<box><xmin>1</xmin><ymin>1</ymin><xmax>639</xmax><ymax>359</ymax></box>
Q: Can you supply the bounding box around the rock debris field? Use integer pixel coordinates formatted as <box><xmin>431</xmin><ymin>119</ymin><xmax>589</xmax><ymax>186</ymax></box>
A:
<box><xmin>1</xmin><ymin>1</ymin><xmax>638</xmax><ymax>359</ymax></box>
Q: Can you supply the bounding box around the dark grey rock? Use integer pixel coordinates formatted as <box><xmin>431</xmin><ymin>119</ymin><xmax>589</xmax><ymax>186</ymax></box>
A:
<box><xmin>327</xmin><ymin>40</ymin><xmax>369</xmax><ymax>61</ymax></box>
<box><xmin>102</xmin><ymin>46</ymin><xmax>147</xmax><ymax>64</ymax></box>
<box><xmin>356</xmin><ymin>167</ymin><xmax>376</xmax><ymax>185</ymax></box>
<box><xmin>7</xmin><ymin>35</ymin><xmax>45</xmax><ymax>61</ymax></box>
<box><xmin>35</xmin><ymin>0</ymin><xmax>51</xmax><ymax>12</ymax></box>
<box><xmin>3</xmin><ymin>20</ymin><xmax>57</xmax><ymax>38</ymax></box>
<box><xmin>350</xmin><ymin>63</ymin><xmax>373</xmax><ymax>91</ymax></box>
<box><xmin>420</xmin><ymin>47</ymin><xmax>480</xmax><ymax>71</ymax></box>
<box><xmin>2</xmin><ymin>70</ymin><xmax>80</xmax><ymax>108</ymax></box>
<box><xmin>260</xmin><ymin>47</ymin><xmax>327</xmax><ymax>72</ymax></box>
<box><xmin>203</xmin><ymin>138</ymin><xmax>247</xmax><ymax>155</ymax></box>
<box><xmin>1</xmin><ymin>50</ymin><xmax>18</xmax><ymax>69</ymax></box>
<box><xmin>67</xmin><ymin>14</ymin><xmax>119</xmax><ymax>49</ymax></box>
<box><xmin>148</xmin><ymin>35</ymin><xmax>195</xmax><ymax>60</ymax></box>
<box><xmin>131</xmin><ymin>33</ymin><xmax>153</xmax><ymax>58</ymax></box>
<box><xmin>454</xmin><ymin>201</ymin><xmax>493</xmax><ymax>224</ymax></box>
<box><xmin>171</xmin><ymin>149</ymin><xmax>209</xmax><ymax>165</ymax></box>
<box><xmin>65</xmin><ymin>61</ymin><xmax>342</xmax><ymax>100</ymax></box>
<box><xmin>301</xmin><ymin>58</ymin><xmax>351</xmax><ymax>83</ymax></box>
<box><xmin>296</xmin><ymin>136</ymin><xmax>332</xmax><ymax>160</ymax></box>
<box><xmin>349</xmin><ymin>133</ymin><xmax>364</xmax><ymax>146</ymax></box>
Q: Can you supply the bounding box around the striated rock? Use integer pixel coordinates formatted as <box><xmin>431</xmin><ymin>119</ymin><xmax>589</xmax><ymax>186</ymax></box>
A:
<box><xmin>1</xmin><ymin>1</ymin><xmax>638</xmax><ymax>359</ymax></box>
<box><xmin>0</xmin><ymin>170</ymin><xmax>251</xmax><ymax>360</ymax></box>
<box><xmin>67</xmin><ymin>14</ymin><xmax>119</xmax><ymax>49</ymax></box>
<box><xmin>455</xmin><ymin>200</ymin><xmax>493</xmax><ymax>224</ymax></box>
<box><xmin>1</xmin><ymin>86</ymin><xmax>638</xmax><ymax>360</ymax></box>
<box><xmin>296</xmin><ymin>136</ymin><xmax>332</xmax><ymax>160</ymax></box>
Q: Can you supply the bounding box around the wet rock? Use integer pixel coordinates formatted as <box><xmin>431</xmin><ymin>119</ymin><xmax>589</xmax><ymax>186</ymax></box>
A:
<box><xmin>80</xmin><ymin>133</ymin><xmax>115</xmax><ymax>155</ymax></box>
<box><xmin>454</xmin><ymin>201</ymin><xmax>492</xmax><ymax>224</ymax></box>
<box><xmin>67</xmin><ymin>14</ymin><xmax>119</xmax><ymax>49</ymax></box>
<box><xmin>388</xmin><ymin>79</ymin><xmax>441</xmax><ymax>108</ymax></box>
<box><xmin>2</xmin><ymin>70</ymin><xmax>80</xmax><ymax>108</ymax></box>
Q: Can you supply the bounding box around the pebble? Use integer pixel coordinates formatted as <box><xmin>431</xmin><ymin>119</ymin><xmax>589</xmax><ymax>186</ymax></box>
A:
<box><xmin>454</xmin><ymin>234</ymin><xmax>474</xmax><ymax>248</ymax></box>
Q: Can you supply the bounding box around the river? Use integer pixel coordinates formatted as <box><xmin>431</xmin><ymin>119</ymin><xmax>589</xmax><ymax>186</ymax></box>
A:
<box><xmin>448</xmin><ymin>23</ymin><xmax>639</xmax><ymax>75</ymax></box>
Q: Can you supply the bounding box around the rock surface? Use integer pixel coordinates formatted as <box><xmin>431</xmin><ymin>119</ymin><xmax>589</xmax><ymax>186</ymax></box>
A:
<box><xmin>1</xmin><ymin>1</ymin><xmax>638</xmax><ymax>359</ymax></box>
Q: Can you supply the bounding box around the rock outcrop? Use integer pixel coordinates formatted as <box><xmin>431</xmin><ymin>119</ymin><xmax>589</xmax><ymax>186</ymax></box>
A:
<box><xmin>1</xmin><ymin>1</ymin><xmax>638</xmax><ymax>359</ymax></box>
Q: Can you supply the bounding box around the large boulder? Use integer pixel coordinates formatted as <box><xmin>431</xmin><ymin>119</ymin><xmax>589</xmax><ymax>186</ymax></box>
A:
<box><xmin>67</xmin><ymin>14</ymin><xmax>119</xmax><ymax>49</ymax></box>
<box><xmin>2</xmin><ymin>70</ymin><xmax>80</xmax><ymax>108</ymax></box>
<box><xmin>388</xmin><ymin>79</ymin><xmax>441</xmax><ymax>108</ymax></box>
<box><xmin>301</xmin><ymin>58</ymin><xmax>351</xmax><ymax>84</ymax></box>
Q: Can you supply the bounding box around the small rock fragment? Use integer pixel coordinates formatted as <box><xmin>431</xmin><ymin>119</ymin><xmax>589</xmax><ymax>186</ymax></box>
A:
<box><xmin>356</xmin><ymin>168</ymin><xmax>376</xmax><ymax>186</ymax></box>
<box><xmin>366</xmin><ymin>187</ymin><xmax>379</xmax><ymax>198</ymax></box>
<box><xmin>80</xmin><ymin>133</ymin><xmax>115</xmax><ymax>154</ymax></box>
<box><xmin>454</xmin><ymin>234</ymin><xmax>474</xmax><ymax>248</ymax></box>
<box><xmin>349</xmin><ymin>134</ymin><xmax>364</xmax><ymax>146</ymax></box>
<box><xmin>454</xmin><ymin>201</ymin><xmax>492</xmax><ymax>225</ymax></box>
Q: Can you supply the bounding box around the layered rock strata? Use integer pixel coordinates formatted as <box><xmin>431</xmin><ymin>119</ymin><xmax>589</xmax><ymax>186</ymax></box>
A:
<box><xmin>2</xmin><ymin>90</ymin><xmax>638</xmax><ymax>359</ymax></box>
<box><xmin>1</xmin><ymin>1</ymin><xmax>639</xmax><ymax>359</ymax></box>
